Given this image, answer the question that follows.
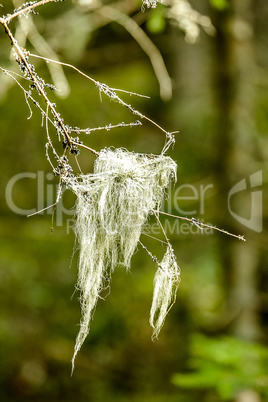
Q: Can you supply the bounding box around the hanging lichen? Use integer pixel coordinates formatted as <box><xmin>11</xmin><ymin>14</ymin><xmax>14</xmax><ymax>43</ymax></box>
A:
<box><xmin>150</xmin><ymin>245</ymin><xmax>180</xmax><ymax>339</ymax></box>
<box><xmin>66</xmin><ymin>147</ymin><xmax>178</xmax><ymax>371</ymax></box>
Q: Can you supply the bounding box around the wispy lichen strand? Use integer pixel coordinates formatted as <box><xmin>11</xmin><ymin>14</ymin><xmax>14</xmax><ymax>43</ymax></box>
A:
<box><xmin>150</xmin><ymin>245</ymin><xmax>180</xmax><ymax>338</ymax></box>
<box><xmin>66</xmin><ymin>148</ymin><xmax>177</xmax><ymax>370</ymax></box>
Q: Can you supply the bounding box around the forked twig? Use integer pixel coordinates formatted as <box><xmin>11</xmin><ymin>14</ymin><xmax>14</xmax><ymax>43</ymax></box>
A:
<box><xmin>28</xmin><ymin>53</ymin><xmax>174</xmax><ymax>138</ymax></box>
<box><xmin>154</xmin><ymin>210</ymin><xmax>246</xmax><ymax>241</ymax></box>
<box><xmin>1</xmin><ymin>0</ymin><xmax>57</xmax><ymax>23</ymax></box>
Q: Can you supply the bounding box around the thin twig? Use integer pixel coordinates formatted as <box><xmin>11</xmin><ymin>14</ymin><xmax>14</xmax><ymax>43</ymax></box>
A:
<box><xmin>45</xmin><ymin>104</ymin><xmax>61</xmax><ymax>169</ymax></box>
<box><xmin>71</xmin><ymin>141</ymin><xmax>99</xmax><ymax>156</ymax></box>
<box><xmin>111</xmin><ymin>88</ymin><xmax>149</xmax><ymax>98</ymax></box>
<box><xmin>70</xmin><ymin>121</ymin><xmax>142</xmax><ymax>135</ymax></box>
<box><xmin>152</xmin><ymin>209</ymin><xmax>171</xmax><ymax>245</ymax></box>
<box><xmin>28</xmin><ymin>53</ymin><xmax>172</xmax><ymax>136</ymax></box>
<box><xmin>0</xmin><ymin>22</ymin><xmax>98</xmax><ymax>159</ymax></box>
<box><xmin>29</xmin><ymin>52</ymin><xmax>146</xmax><ymax>97</ymax></box>
<box><xmin>154</xmin><ymin>210</ymin><xmax>246</xmax><ymax>241</ymax></box>
<box><xmin>141</xmin><ymin>231</ymin><xmax>168</xmax><ymax>244</ymax></box>
<box><xmin>95</xmin><ymin>5</ymin><xmax>173</xmax><ymax>101</ymax></box>
<box><xmin>14</xmin><ymin>10</ymin><xmax>70</xmax><ymax>97</ymax></box>
<box><xmin>27</xmin><ymin>202</ymin><xmax>57</xmax><ymax>217</ymax></box>
<box><xmin>2</xmin><ymin>0</ymin><xmax>59</xmax><ymax>24</ymax></box>
<box><xmin>138</xmin><ymin>240</ymin><xmax>162</xmax><ymax>269</ymax></box>
<box><xmin>73</xmin><ymin>153</ymin><xmax>83</xmax><ymax>174</ymax></box>
<box><xmin>0</xmin><ymin>67</ymin><xmax>52</xmax><ymax>127</ymax></box>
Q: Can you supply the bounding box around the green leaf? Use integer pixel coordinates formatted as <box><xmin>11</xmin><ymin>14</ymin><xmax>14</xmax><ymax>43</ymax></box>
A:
<box><xmin>172</xmin><ymin>334</ymin><xmax>268</xmax><ymax>400</ymax></box>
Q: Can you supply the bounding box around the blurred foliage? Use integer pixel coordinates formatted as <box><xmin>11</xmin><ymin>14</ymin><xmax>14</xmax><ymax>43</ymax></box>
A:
<box><xmin>209</xmin><ymin>0</ymin><xmax>229</xmax><ymax>11</ymax></box>
<box><xmin>172</xmin><ymin>333</ymin><xmax>268</xmax><ymax>400</ymax></box>
<box><xmin>146</xmin><ymin>5</ymin><xmax>167</xmax><ymax>34</ymax></box>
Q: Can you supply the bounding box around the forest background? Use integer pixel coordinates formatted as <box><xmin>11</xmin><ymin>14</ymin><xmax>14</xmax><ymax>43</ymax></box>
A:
<box><xmin>0</xmin><ymin>0</ymin><xmax>267</xmax><ymax>401</ymax></box>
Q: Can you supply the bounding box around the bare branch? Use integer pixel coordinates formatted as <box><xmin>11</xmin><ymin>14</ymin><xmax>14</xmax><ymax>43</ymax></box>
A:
<box><xmin>3</xmin><ymin>0</ymin><xmax>61</xmax><ymax>24</ymax></box>
<box><xmin>155</xmin><ymin>210</ymin><xmax>246</xmax><ymax>241</ymax></box>
<box><xmin>28</xmin><ymin>52</ymin><xmax>175</xmax><ymax>139</ymax></box>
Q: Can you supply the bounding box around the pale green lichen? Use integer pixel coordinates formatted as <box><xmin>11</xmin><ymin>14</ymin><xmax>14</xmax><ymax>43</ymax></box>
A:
<box><xmin>67</xmin><ymin>147</ymin><xmax>178</xmax><ymax>371</ymax></box>
<box><xmin>150</xmin><ymin>245</ymin><xmax>180</xmax><ymax>339</ymax></box>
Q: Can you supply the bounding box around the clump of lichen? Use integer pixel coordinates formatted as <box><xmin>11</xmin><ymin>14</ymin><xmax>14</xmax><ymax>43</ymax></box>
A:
<box><xmin>67</xmin><ymin>147</ymin><xmax>178</xmax><ymax>371</ymax></box>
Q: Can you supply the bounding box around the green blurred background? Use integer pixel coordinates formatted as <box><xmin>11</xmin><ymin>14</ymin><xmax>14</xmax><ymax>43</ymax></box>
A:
<box><xmin>0</xmin><ymin>0</ymin><xmax>267</xmax><ymax>401</ymax></box>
